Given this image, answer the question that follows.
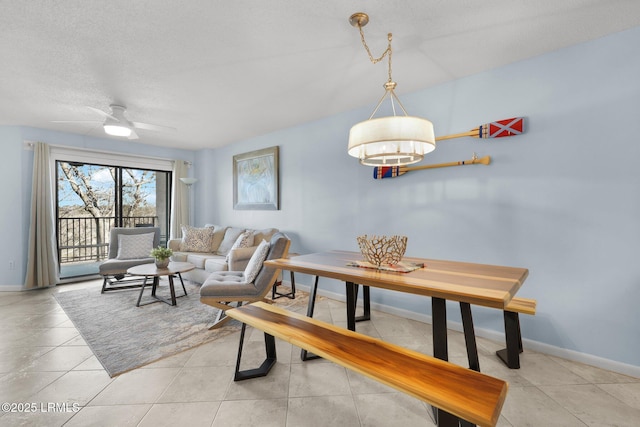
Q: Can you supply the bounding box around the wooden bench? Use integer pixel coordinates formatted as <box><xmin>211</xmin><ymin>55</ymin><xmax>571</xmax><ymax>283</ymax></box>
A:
<box><xmin>226</xmin><ymin>301</ymin><xmax>508</xmax><ymax>427</ymax></box>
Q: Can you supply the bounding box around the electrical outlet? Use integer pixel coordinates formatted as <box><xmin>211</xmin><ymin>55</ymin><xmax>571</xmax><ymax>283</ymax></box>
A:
<box><xmin>9</xmin><ymin>261</ymin><xmax>15</xmax><ymax>270</ymax></box>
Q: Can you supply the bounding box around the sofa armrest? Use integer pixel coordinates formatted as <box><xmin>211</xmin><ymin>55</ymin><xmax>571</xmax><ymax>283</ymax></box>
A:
<box><xmin>168</xmin><ymin>239</ymin><xmax>182</xmax><ymax>251</ymax></box>
<box><xmin>228</xmin><ymin>246</ymin><xmax>257</xmax><ymax>271</ymax></box>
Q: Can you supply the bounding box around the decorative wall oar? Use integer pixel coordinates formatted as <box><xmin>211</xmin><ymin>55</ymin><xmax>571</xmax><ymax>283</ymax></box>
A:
<box><xmin>374</xmin><ymin>154</ymin><xmax>490</xmax><ymax>179</ymax></box>
<box><xmin>436</xmin><ymin>117</ymin><xmax>524</xmax><ymax>141</ymax></box>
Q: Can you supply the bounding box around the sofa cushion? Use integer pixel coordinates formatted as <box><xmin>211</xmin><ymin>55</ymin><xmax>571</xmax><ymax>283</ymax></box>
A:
<box><xmin>243</xmin><ymin>239</ymin><xmax>270</xmax><ymax>283</ymax></box>
<box><xmin>184</xmin><ymin>253</ymin><xmax>213</xmax><ymax>269</ymax></box>
<box><xmin>180</xmin><ymin>225</ymin><xmax>215</xmax><ymax>252</ymax></box>
<box><xmin>210</xmin><ymin>227</ymin><xmax>227</xmax><ymax>252</ymax></box>
<box><xmin>216</xmin><ymin>227</ymin><xmax>245</xmax><ymax>256</ymax></box>
<box><xmin>252</xmin><ymin>228</ymin><xmax>278</xmax><ymax>245</ymax></box>
<box><xmin>204</xmin><ymin>257</ymin><xmax>228</xmax><ymax>273</ymax></box>
<box><xmin>226</xmin><ymin>231</ymin><xmax>254</xmax><ymax>260</ymax></box>
<box><xmin>116</xmin><ymin>232</ymin><xmax>155</xmax><ymax>260</ymax></box>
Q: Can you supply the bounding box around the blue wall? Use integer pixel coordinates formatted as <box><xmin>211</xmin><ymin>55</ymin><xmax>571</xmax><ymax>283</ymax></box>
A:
<box><xmin>194</xmin><ymin>26</ymin><xmax>640</xmax><ymax>370</ymax></box>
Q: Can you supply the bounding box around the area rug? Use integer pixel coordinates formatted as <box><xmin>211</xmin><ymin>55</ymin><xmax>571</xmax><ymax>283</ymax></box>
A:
<box><xmin>54</xmin><ymin>281</ymin><xmax>308</xmax><ymax>377</ymax></box>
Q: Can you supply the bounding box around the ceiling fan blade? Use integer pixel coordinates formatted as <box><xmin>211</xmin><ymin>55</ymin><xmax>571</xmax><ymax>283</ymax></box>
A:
<box><xmin>128</xmin><ymin>129</ymin><xmax>139</xmax><ymax>140</ymax></box>
<box><xmin>87</xmin><ymin>106</ymin><xmax>118</xmax><ymax>121</ymax></box>
<box><xmin>131</xmin><ymin>121</ymin><xmax>176</xmax><ymax>132</ymax></box>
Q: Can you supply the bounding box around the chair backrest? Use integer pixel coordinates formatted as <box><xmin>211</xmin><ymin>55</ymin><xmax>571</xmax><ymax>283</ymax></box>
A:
<box><xmin>107</xmin><ymin>227</ymin><xmax>161</xmax><ymax>260</ymax></box>
<box><xmin>253</xmin><ymin>232</ymin><xmax>291</xmax><ymax>292</ymax></box>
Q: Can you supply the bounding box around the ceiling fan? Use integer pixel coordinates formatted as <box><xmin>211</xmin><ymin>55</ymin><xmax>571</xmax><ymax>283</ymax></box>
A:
<box><xmin>53</xmin><ymin>104</ymin><xmax>174</xmax><ymax>140</ymax></box>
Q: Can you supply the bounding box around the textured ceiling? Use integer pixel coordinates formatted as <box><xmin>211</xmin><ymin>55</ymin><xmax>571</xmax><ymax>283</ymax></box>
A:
<box><xmin>2</xmin><ymin>1</ymin><xmax>640</xmax><ymax>150</ymax></box>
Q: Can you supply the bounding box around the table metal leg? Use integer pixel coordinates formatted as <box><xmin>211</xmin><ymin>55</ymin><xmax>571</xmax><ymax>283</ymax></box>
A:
<box><xmin>345</xmin><ymin>281</ymin><xmax>357</xmax><ymax>331</ymax></box>
<box><xmin>353</xmin><ymin>284</ymin><xmax>371</xmax><ymax>322</ymax></box>
<box><xmin>460</xmin><ymin>302</ymin><xmax>480</xmax><ymax>372</ymax></box>
<box><xmin>168</xmin><ymin>275</ymin><xmax>177</xmax><ymax>306</ymax></box>
<box><xmin>136</xmin><ymin>276</ymin><xmax>149</xmax><ymax>307</ymax></box>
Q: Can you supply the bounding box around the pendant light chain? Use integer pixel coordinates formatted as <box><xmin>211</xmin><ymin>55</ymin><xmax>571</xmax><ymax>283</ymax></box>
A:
<box><xmin>358</xmin><ymin>26</ymin><xmax>394</xmax><ymax>83</ymax></box>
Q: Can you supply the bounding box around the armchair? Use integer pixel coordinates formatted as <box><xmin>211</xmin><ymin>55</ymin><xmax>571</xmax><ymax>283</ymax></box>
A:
<box><xmin>99</xmin><ymin>227</ymin><xmax>160</xmax><ymax>293</ymax></box>
<box><xmin>200</xmin><ymin>232</ymin><xmax>290</xmax><ymax>329</ymax></box>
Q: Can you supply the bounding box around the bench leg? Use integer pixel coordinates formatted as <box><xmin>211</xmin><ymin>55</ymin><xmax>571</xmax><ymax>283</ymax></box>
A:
<box><xmin>234</xmin><ymin>323</ymin><xmax>277</xmax><ymax>381</ymax></box>
<box><xmin>301</xmin><ymin>276</ymin><xmax>320</xmax><ymax>361</ymax></box>
<box><xmin>431</xmin><ymin>297</ymin><xmax>461</xmax><ymax>427</ymax></box>
<box><xmin>496</xmin><ymin>311</ymin><xmax>522</xmax><ymax>369</ymax></box>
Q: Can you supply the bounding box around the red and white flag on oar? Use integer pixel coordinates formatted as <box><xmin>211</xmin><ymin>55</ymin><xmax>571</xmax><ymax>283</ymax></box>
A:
<box><xmin>436</xmin><ymin>117</ymin><xmax>525</xmax><ymax>142</ymax></box>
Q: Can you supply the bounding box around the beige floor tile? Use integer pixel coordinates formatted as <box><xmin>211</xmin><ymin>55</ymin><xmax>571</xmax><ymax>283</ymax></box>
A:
<box><xmin>89</xmin><ymin>368</ymin><xmax>180</xmax><ymax>405</ymax></box>
<box><xmin>64</xmin><ymin>404</ymin><xmax>152</xmax><ymax>427</ymax></box>
<box><xmin>515</xmin><ymin>353</ymin><xmax>591</xmax><ymax>386</ymax></box>
<box><xmin>212</xmin><ymin>398</ymin><xmax>288</xmax><ymax>427</ymax></box>
<box><xmin>72</xmin><ymin>355</ymin><xmax>105</xmax><ymax>371</ymax></box>
<box><xmin>143</xmin><ymin>347</ymin><xmax>196</xmax><ymax>369</ymax></box>
<box><xmin>139</xmin><ymin>401</ymin><xmax>220</xmax><ymax>427</ymax></box>
<box><xmin>353</xmin><ymin>392</ymin><xmax>436</xmax><ymax>427</ymax></box>
<box><xmin>551</xmin><ymin>356</ymin><xmax>639</xmax><ymax>384</ymax></box>
<box><xmin>0</xmin><ymin>403</ymin><xmax>78</xmax><ymax>426</ymax></box>
<box><xmin>185</xmin><ymin>336</ymin><xmax>239</xmax><ymax>368</ymax></box>
<box><xmin>0</xmin><ymin>371</ymin><xmax>65</xmax><ymax>402</ymax></box>
<box><xmin>287</xmin><ymin>395</ymin><xmax>359</xmax><ymax>427</ymax></box>
<box><xmin>541</xmin><ymin>384</ymin><xmax>640</xmax><ymax>426</ymax></box>
<box><xmin>225</xmin><ymin>362</ymin><xmax>290</xmax><ymax>400</ymax></box>
<box><xmin>156</xmin><ymin>366</ymin><xmax>232</xmax><ymax>403</ymax></box>
<box><xmin>500</xmin><ymin>386</ymin><xmax>587</xmax><ymax>426</ymax></box>
<box><xmin>0</xmin><ymin>346</ymin><xmax>55</xmax><ymax>374</ymax></box>
<box><xmin>27</xmin><ymin>370</ymin><xmax>112</xmax><ymax>406</ymax></box>
<box><xmin>22</xmin><ymin>345</ymin><xmax>93</xmax><ymax>372</ymax></box>
<box><xmin>289</xmin><ymin>362</ymin><xmax>351</xmax><ymax>397</ymax></box>
<box><xmin>598</xmin><ymin>382</ymin><xmax>640</xmax><ymax>410</ymax></box>
<box><xmin>2</xmin><ymin>280</ymin><xmax>638</xmax><ymax>427</ymax></box>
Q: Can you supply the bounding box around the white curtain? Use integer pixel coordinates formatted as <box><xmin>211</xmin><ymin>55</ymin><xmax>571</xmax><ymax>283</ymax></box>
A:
<box><xmin>170</xmin><ymin>160</ymin><xmax>189</xmax><ymax>239</ymax></box>
<box><xmin>24</xmin><ymin>142</ymin><xmax>59</xmax><ymax>289</ymax></box>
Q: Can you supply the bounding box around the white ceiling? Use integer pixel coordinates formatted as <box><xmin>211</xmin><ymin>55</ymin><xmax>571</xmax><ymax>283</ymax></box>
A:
<box><xmin>2</xmin><ymin>1</ymin><xmax>640</xmax><ymax>150</ymax></box>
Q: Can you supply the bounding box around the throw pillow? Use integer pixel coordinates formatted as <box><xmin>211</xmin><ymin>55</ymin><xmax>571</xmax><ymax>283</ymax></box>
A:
<box><xmin>226</xmin><ymin>230</ymin><xmax>254</xmax><ymax>261</ymax></box>
<box><xmin>180</xmin><ymin>225</ymin><xmax>215</xmax><ymax>252</ymax></box>
<box><xmin>243</xmin><ymin>239</ymin><xmax>270</xmax><ymax>283</ymax></box>
<box><xmin>116</xmin><ymin>232</ymin><xmax>155</xmax><ymax>260</ymax></box>
<box><xmin>216</xmin><ymin>227</ymin><xmax>245</xmax><ymax>256</ymax></box>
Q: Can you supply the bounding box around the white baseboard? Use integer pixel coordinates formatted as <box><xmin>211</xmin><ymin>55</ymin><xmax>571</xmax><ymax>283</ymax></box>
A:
<box><xmin>0</xmin><ymin>284</ymin><xmax>25</xmax><ymax>292</ymax></box>
<box><xmin>295</xmin><ymin>283</ymin><xmax>640</xmax><ymax>378</ymax></box>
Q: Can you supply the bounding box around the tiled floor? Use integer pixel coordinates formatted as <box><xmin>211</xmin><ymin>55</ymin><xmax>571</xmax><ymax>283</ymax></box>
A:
<box><xmin>1</xmin><ymin>280</ymin><xmax>639</xmax><ymax>426</ymax></box>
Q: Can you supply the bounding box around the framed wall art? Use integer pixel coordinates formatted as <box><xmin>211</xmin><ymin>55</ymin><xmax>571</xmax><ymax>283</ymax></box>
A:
<box><xmin>233</xmin><ymin>146</ymin><xmax>279</xmax><ymax>210</ymax></box>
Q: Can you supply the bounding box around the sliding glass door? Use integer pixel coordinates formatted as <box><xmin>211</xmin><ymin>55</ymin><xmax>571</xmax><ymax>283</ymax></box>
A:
<box><xmin>56</xmin><ymin>161</ymin><xmax>171</xmax><ymax>279</ymax></box>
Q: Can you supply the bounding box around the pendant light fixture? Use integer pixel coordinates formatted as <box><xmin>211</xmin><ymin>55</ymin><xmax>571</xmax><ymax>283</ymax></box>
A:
<box><xmin>347</xmin><ymin>12</ymin><xmax>436</xmax><ymax>166</ymax></box>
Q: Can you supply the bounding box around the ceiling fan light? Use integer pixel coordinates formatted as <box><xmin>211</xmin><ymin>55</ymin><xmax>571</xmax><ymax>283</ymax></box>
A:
<box><xmin>103</xmin><ymin>123</ymin><xmax>132</xmax><ymax>137</ymax></box>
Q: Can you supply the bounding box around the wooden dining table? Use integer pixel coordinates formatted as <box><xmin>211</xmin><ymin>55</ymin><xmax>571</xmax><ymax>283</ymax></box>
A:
<box><xmin>264</xmin><ymin>250</ymin><xmax>529</xmax><ymax>426</ymax></box>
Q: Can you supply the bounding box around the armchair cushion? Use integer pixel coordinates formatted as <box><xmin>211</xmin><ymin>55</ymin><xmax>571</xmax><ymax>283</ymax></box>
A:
<box><xmin>116</xmin><ymin>232</ymin><xmax>155</xmax><ymax>260</ymax></box>
<box><xmin>180</xmin><ymin>225</ymin><xmax>215</xmax><ymax>252</ymax></box>
<box><xmin>200</xmin><ymin>271</ymin><xmax>261</xmax><ymax>297</ymax></box>
<box><xmin>243</xmin><ymin>239</ymin><xmax>270</xmax><ymax>283</ymax></box>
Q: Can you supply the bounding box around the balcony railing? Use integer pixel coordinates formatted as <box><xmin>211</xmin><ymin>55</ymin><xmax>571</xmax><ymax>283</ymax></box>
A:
<box><xmin>58</xmin><ymin>216</ymin><xmax>159</xmax><ymax>264</ymax></box>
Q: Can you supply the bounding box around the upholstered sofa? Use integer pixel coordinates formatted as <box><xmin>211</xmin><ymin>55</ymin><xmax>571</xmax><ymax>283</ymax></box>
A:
<box><xmin>168</xmin><ymin>225</ymin><xmax>279</xmax><ymax>284</ymax></box>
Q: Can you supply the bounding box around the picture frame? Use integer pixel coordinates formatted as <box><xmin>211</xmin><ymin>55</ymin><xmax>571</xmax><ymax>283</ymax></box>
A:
<box><xmin>233</xmin><ymin>146</ymin><xmax>279</xmax><ymax>210</ymax></box>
